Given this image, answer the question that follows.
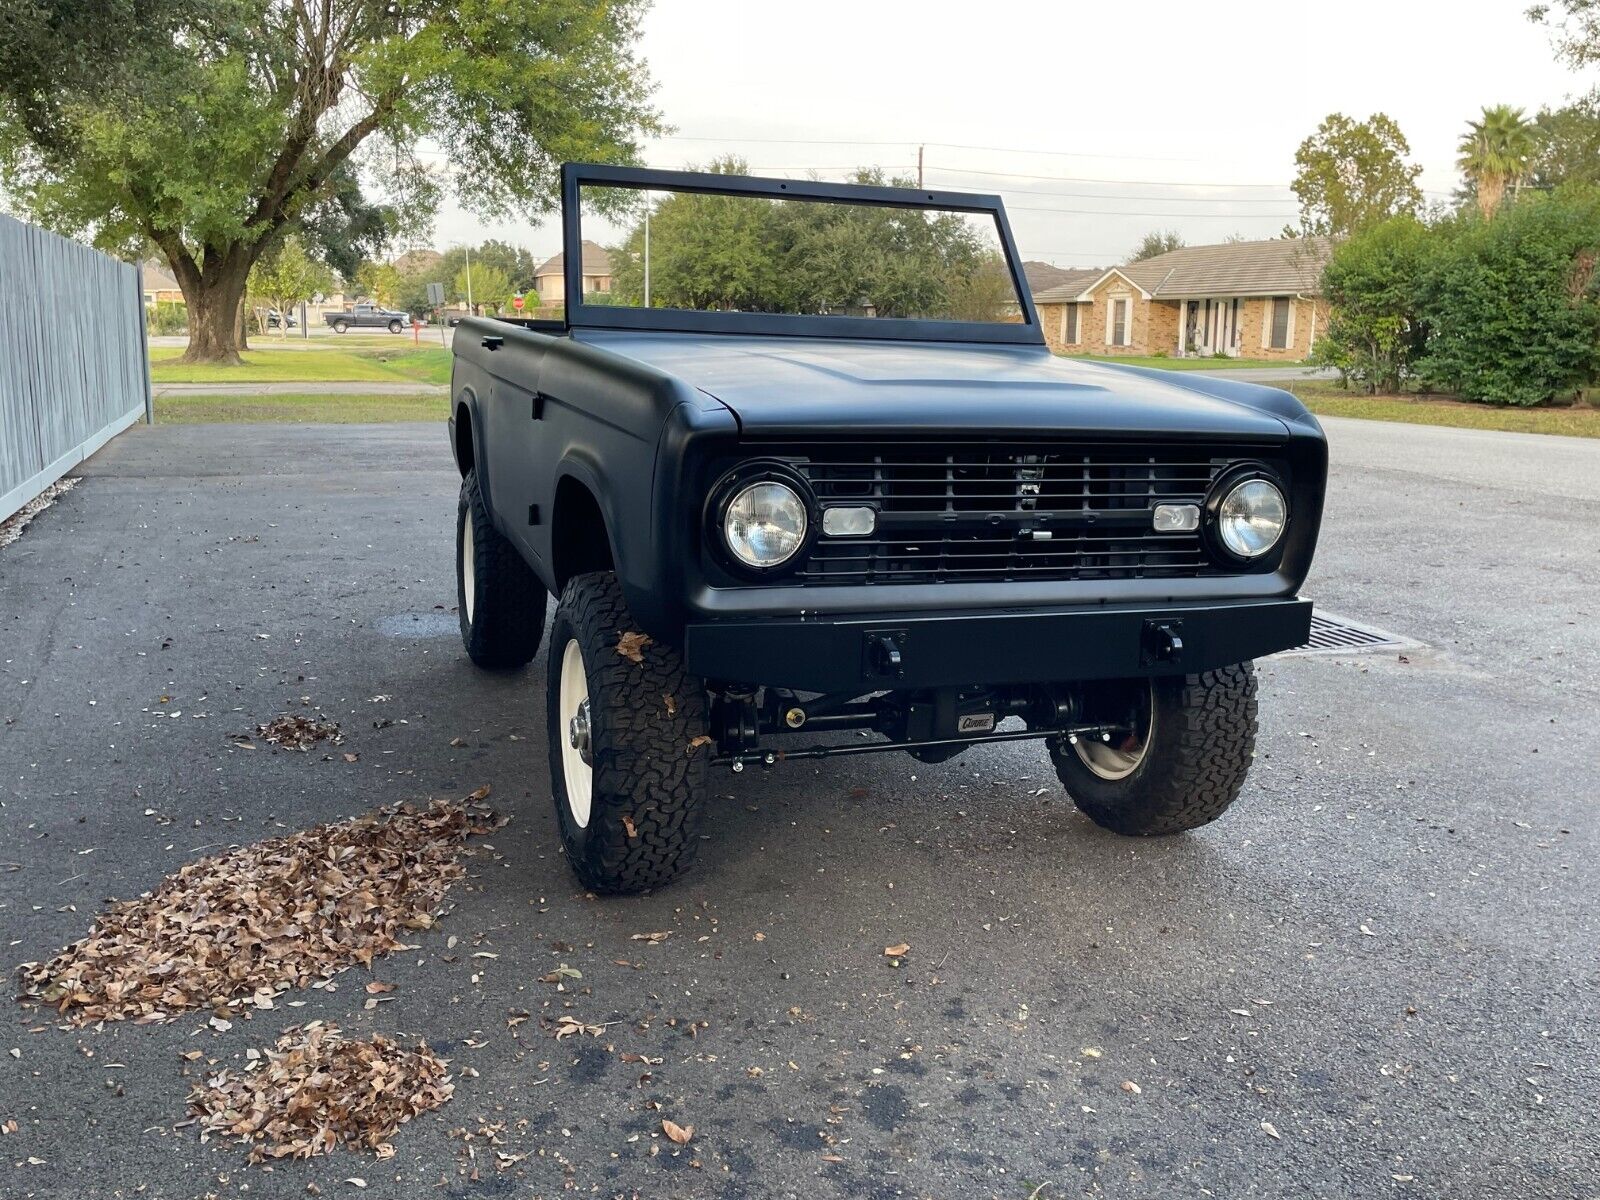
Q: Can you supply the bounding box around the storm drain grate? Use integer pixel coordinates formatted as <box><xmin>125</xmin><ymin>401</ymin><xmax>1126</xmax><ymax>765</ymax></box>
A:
<box><xmin>1275</xmin><ymin>610</ymin><xmax>1421</xmax><ymax>658</ymax></box>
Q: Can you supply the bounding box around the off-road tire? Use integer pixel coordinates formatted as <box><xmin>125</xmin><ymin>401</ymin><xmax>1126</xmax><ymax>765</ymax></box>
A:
<box><xmin>332</xmin><ymin>319</ymin><xmax>348</xmax><ymax>333</ymax></box>
<box><xmin>1052</xmin><ymin>664</ymin><xmax>1258</xmax><ymax>836</ymax></box>
<box><xmin>547</xmin><ymin>571</ymin><xmax>710</xmax><ymax>894</ymax></box>
<box><xmin>456</xmin><ymin>468</ymin><xmax>546</xmax><ymax>669</ymax></box>
<box><xmin>388</xmin><ymin>318</ymin><xmax>404</xmax><ymax>334</ymax></box>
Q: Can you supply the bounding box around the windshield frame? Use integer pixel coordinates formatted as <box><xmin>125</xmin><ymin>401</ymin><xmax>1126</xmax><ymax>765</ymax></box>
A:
<box><xmin>561</xmin><ymin>163</ymin><xmax>1043</xmax><ymax>345</ymax></box>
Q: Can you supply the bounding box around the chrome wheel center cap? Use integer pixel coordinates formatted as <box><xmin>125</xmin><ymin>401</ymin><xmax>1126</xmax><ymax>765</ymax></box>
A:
<box><xmin>567</xmin><ymin>699</ymin><xmax>593</xmax><ymax>765</ymax></box>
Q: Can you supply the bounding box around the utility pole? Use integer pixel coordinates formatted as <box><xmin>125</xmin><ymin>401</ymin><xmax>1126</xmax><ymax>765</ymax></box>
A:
<box><xmin>917</xmin><ymin>144</ymin><xmax>924</xmax><ymax>189</ymax></box>
<box><xmin>464</xmin><ymin>242</ymin><xmax>473</xmax><ymax>313</ymax></box>
<box><xmin>643</xmin><ymin>203</ymin><xmax>651</xmax><ymax>309</ymax></box>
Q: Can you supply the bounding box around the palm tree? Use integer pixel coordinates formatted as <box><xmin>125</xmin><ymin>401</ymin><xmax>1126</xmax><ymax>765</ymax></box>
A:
<box><xmin>1457</xmin><ymin>105</ymin><xmax>1536</xmax><ymax>219</ymax></box>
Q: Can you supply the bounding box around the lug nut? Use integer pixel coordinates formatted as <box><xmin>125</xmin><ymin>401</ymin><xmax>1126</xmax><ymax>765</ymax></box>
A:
<box><xmin>784</xmin><ymin>707</ymin><xmax>806</xmax><ymax>729</ymax></box>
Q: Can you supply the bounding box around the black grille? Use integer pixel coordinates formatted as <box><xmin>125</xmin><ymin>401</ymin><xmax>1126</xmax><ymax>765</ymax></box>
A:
<box><xmin>783</xmin><ymin>443</ymin><xmax>1262</xmax><ymax>586</ymax></box>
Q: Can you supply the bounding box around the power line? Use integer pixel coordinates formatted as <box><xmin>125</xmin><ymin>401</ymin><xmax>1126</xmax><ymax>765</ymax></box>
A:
<box><xmin>924</xmin><ymin>164</ymin><xmax>1293</xmax><ymax>189</ymax></box>
<box><xmin>1008</xmin><ymin>204</ymin><xmax>1298</xmax><ymax>218</ymax></box>
<box><xmin>654</xmin><ymin>133</ymin><xmax>1219</xmax><ymax>165</ymax></box>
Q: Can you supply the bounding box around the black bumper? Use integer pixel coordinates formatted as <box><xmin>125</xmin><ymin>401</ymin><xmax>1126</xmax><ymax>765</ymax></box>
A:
<box><xmin>683</xmin><ymin>597</ymin><xmax>1312</xmax><ymax>692</ymax></box>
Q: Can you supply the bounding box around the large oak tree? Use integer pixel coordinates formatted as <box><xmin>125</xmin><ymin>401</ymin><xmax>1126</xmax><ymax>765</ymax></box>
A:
<box><xmin>0</xmin><ymin>0</ymin><xmax>660</xmax><ymax>362</ymax></box>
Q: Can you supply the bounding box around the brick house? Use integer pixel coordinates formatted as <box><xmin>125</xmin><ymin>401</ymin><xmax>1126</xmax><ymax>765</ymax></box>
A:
<box><xmin>1031</xmin><ymin>238</ymin><xmax>1330</xmax><ymax>360</ymax></box>
<box><xmin>533</xmin><ymin>240</ymin><xmax>613</xmax><ymax>305</ymax></box>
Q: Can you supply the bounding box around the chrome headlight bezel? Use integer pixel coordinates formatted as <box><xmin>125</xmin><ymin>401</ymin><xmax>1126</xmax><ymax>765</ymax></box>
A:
<box><xmin>707</xmin><ymin>463</ymin><xmax>817</xmax><ymax>576</ymax></box>
<box><xmin>1205</xmin><ymin>466</ymin><xmax>1289</xmax><ymax>563</ymax></box>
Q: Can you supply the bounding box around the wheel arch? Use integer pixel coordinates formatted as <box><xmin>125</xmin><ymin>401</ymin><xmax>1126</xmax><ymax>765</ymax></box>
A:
<box><xmin>452</xmin><ymin>394</ymin><xmax>478</xmax><ymax>478</ymax></box>
<box><xmin>551</xmin><ymin>467</ymin><xmax>620</xmax><ymax>592</ymax></box>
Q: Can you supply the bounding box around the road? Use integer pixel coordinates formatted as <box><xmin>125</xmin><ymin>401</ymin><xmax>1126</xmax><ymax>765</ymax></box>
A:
<box><xmin>1</xmin><ymin>417</ymin><xmax>1596</xmax><ymax>1199</ymax></box>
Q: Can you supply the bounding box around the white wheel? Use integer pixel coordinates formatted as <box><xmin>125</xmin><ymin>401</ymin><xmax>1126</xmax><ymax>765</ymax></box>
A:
<box><xmin>558</xmin><ymin>638</ymin><xmax>593</xmax><ymax>828</ymax></box>
<box><xmin>461</xmin><ymin>515</ymin><xmax>476</xmax><ymax>622</ymax></box>
<box><xmin>1075</xmin><ymin>682</ymin><xmax>1154</xmax><ymax>781</ymax></box>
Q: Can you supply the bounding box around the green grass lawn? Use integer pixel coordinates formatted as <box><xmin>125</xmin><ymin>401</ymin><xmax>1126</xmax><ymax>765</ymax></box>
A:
<box><xmin>151</xmin><ymin>344</ymin><xmax>451</xmax><ymax>385</ymax></box>
<box><xmin>1289</xmin><ymin>381</ymin><xmax>1600</xmax><ymax>439</ymax></box>
<box><xmin>1061</xmin><ymin>354</ymin><xmax>1296</xmax><ymax>371</ymax></box>
<box><xmin>155</xmin><ymin>392</ymin><xmax>449</xmax><ymax>424</ymax></box>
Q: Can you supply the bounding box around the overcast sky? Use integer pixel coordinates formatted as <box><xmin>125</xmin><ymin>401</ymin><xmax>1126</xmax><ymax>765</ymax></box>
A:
<box><xmin>427</xmin><ymin>0</ymin><xmax>1590</xmax><ymax>268</ymax></box>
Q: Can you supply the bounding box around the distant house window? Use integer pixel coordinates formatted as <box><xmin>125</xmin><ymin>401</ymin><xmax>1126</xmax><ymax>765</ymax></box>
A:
<box><xmin>1108</xmin><ymin>297</ymin><xmax>1130</xmax><ymax>347</ymax></box>
<box><xmin>1269</xmin><ymin>297</ymin><xmax>1292</xmax><ymax>350</ymax></box>
<box><xmin>1061</xmin><ymin>304</ymin><xmax>1080</xmax><ymax>345</ymax></box>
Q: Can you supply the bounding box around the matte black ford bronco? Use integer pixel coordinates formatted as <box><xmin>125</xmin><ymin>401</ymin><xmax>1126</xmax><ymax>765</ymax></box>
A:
<box><xmin>448</xmin><ymin>164</ymin><xmax>1326</xmax><ymax>893</ymax></box>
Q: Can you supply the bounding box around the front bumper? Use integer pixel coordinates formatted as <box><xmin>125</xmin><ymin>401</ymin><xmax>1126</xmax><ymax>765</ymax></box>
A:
<box><xmin>683</xmin><ymin>597</ymin><xmax>1312</xmax><ymax>692</ymax></box>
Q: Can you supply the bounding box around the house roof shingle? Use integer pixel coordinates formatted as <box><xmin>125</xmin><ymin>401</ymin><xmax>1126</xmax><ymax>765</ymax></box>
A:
<box><xmin>141</xmin><ymin>258</ymin><xmax>180</xmax><ymax>292</ymax></box>
<box><xmin>1031</xmin><ymin>268</ymin><xmax>1109</xmax><ymax>304</ymax></box>
<box><xmin>535</xmin><ymin>240</ymin><xmax>612</xmax><ymax>278</ymax></box>
<box><xmin>1033</xmin><ymin>238</ymin><xmax>1331</xmax><ymax>302</ymax></box>
<box><xmin>1022</xmin><ymin>260</ymin><xmax>1090</xmax><ymax>296</ymax></box>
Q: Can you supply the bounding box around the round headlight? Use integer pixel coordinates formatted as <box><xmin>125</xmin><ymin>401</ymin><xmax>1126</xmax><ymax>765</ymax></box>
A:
<box><xmin>724</xmin><ymin>481</ymin><xmax>807</xmax><ymax>568</ymax></box>
<box><xmin>1217</xmin><ymin>478</ymin><xmax>1287</xmax><ymax>559</ymax></box>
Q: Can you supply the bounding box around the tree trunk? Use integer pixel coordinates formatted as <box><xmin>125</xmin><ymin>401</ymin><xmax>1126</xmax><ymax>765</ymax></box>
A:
<box><xmin>179</xmin><ymin>259</ymin><xmax>252</xmax><ymax>365</ymax></box>
<box><xmin>1477</xmin><ymin>175</ymin><xmax>1506</xmax><ymax>221</ymax></box>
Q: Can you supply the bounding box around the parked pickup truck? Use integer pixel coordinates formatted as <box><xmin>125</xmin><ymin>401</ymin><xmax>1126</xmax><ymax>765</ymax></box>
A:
<box><xmin>448</xmin><ymin>163</ymin><xmax>1327</xmax><ymax>894</ymax></box>
<box><xmin>324</xmin><ymin>301</ymin><xmax>410</xmax><ymax>333</ymax></box>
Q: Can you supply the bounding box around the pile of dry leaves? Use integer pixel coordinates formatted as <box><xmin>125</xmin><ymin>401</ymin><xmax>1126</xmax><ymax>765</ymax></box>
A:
<box><xmin>17</xmin><ymin>796</ymin><xmax>500</xmax><ymax>1024</ymax></box>
<box><xmin>189</xmin><ymin>1022</ymin><xmax>452</xmax><ymax>1161</ymax></box>
<box><xmin>248</xmin><ymin>714</ymin><xmax>343</xmax><ymax>751</ymax></box>
<box><xmin>0</xmin><ymin>477</ymin><xmax>78</xmax><ymax>549</ymax></box>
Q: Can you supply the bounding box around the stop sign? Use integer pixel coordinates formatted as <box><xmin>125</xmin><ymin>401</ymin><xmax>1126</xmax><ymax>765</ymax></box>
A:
<box><xmin>512</xmin><ymin>293</ymin><xmax>525</xmax><ymax>311</ymax></box>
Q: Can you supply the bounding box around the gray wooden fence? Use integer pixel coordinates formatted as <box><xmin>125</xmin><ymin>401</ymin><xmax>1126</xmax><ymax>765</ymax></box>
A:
<box><xmin>1</xmin><ymin>214</ymin><xmax>152</xmax><ymax>521</ymax></box>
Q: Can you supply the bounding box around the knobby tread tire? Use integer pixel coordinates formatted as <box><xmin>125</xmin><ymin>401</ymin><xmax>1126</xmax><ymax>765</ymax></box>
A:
<box><xmin>547</xmin><ymin>571</ymin><xmax>709</xmax><ymax>894</ymax></box>
<box><xmin>1052</xmin><ymin>663</ymin><xmax>1258</xmax><ymax>836</ymax></box>
<box><xmin>457</xmin><ymin>468</ymin><xmax>546</xmax><ymax>669</ymax></box>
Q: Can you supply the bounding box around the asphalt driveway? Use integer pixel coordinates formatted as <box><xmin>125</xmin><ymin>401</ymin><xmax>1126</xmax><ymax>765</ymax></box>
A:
<box><xmin>1</xmin><ymin>418</ymin><xmax>1596</xmax><ymax>1199</ymax></box>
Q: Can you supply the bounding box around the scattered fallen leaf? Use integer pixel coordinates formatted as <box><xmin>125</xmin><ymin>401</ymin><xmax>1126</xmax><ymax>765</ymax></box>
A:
<box><xmin>1360</xmin><ymin>924</ymin><xmax>1378</xmax><ymax>937</ymax></box>
<box><xmin>365</xmin><ymin>982</ymin><xmax>395</xmax><ymax>995</ymax></box>
<box><xmin>449</xmin><ymin>737</ymin><xmax>467</xmax><ymax>748</ymax></box>
<box><xmin>1080</xmin><ymin>1047</ymin><xmax>1102</xmax><ymax>1058</ymax></box>
<box><xmin>631</xmin><ymin>931</ymin><xmax>670</xmax><ymax>944</ymax></box>
<box><xmin>883</xmin><ymin>943</ymin><xmax>910</xmax><ymax>958</ymax></box>
<box><xmin>1261</xmin><ymin>1120</ymin><xmax>1281</xmax><ymax>1140</ymax></box>
<box><xmin>616</xmin><ymin>631</ymin><xmax>652</xmax><ymax>663</ymax></box>
<box><xmin>551</xmin><ymin>1015</ymin><xmax>605</xmax><ymax>1040</ymax></box>
<box><xmin>342</xmin><ymin>753</ymin><xmax>359</xmax><ymax>764</ymax></box>
<box><xmin>1121</xmin><ymin>1080</ymin><xmax>1142</xmax><ymax>1095</ymax></box>
<box><xmin>663</xmin><ymin>694</ymin><xmax>677</xmax><ymax>716</ymax></box>
<box><xmin>821</xmin><ymin>1153</ymin><xmax>845</xmax><ymax>1163</ymax></box>
<box><xmin>686</xmin><ymin>735</ymin><xmax>712</xmax><ymax>756</ymax></box>
<box><xmin>661</xmin><ymin>1118</ymin><xmax>694</xmax><ymax>1146</ymax></box>
<box><xmin>621</xmin><ymin>814</ymin><xmax>637</xmax><ymax>839</ymax></box>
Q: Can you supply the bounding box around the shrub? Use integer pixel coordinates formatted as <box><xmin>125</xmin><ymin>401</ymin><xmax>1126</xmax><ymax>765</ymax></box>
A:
<box><xmin>1312</xmin><ymin>214</ymin><xmax>1432</xmax><ymax>393</ymax></box>
<box><xmin>1419</xmin><ymin>188</ymin><xmax>1600</xmax><ymax>405</ymax></box>
<box><xmin>147</xmin><ymin>301</ymin><xmax>188</xmax><ymax>335</ymax></box>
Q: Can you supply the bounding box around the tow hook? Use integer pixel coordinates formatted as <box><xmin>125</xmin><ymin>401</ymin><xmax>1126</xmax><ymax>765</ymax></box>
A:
<box><xmin>1141</xmin><ymin>620</ymin><xmax>1185</xmax><ymax>666</ymax></box>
